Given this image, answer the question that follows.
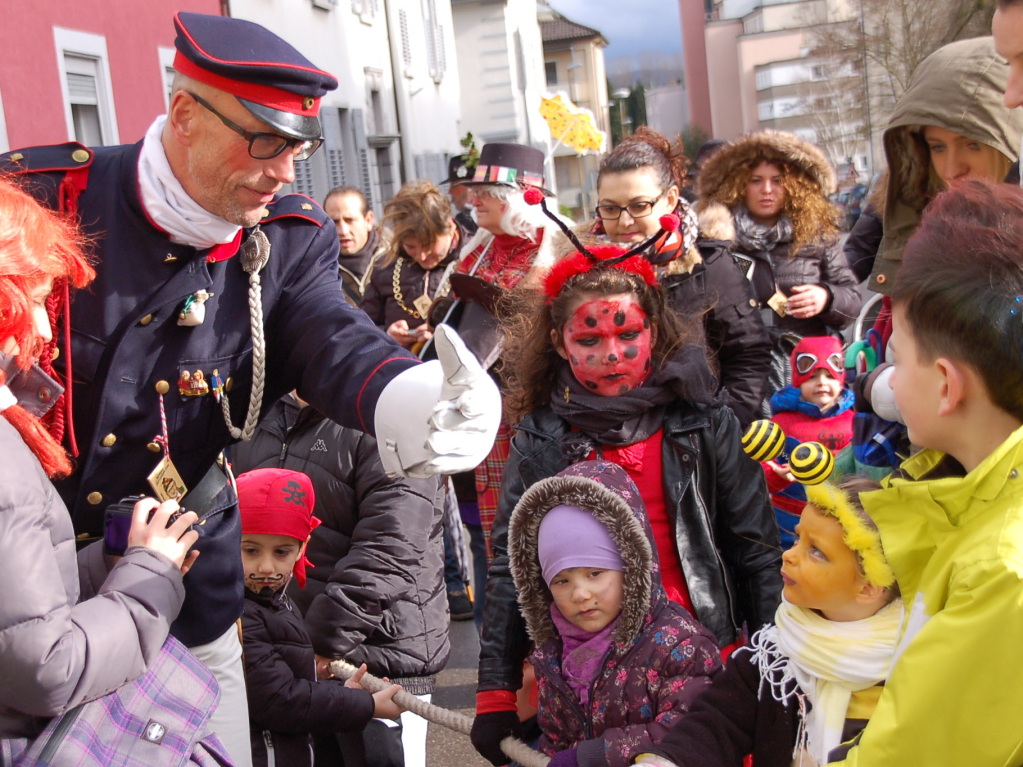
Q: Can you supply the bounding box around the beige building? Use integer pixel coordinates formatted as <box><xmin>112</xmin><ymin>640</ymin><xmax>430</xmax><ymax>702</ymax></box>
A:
<box><xmin>539</xmin><ymin>3</ymin><xmax>608</xmax><ymax>220</ymax></box>
<box><xmin>451</xmin><ymin>0</ymin><xmax>554</xmax><ymax>188</ymax></box>
<box><xmin>230</xmin><ymin>0</ymin><xmax>463</xmax><ymax>214</ymax></box>
<box><xmin>704</xmin><ymin>0</ymin><xmax>871</xmax><ymax>177</ymax></box>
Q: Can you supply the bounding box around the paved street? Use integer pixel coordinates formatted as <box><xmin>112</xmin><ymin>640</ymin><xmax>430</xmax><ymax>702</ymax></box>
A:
<box><xmin>426</xmin><ymin>618</ymin><xmax>491</xmax><ymax>766</ymax></box>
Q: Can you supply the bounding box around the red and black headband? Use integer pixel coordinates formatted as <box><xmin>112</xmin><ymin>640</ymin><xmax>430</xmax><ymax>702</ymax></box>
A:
<box><xmin>522</xmin><ymin>186</ymin><xmax>679</xmax><ymax>302</ymax></box>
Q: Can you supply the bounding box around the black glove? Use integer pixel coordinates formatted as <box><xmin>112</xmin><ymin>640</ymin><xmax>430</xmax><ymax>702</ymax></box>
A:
<box><xmin>470</xmin><ymin>710</ymin><xmax>522</xmax><ymax>766</ymax></box>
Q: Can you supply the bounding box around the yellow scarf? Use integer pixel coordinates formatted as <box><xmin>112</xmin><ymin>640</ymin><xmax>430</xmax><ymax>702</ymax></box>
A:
<box><xmin>749</xmin><ymin>598</ymin><xmax>904</xmax><ymax>764</ymax></box>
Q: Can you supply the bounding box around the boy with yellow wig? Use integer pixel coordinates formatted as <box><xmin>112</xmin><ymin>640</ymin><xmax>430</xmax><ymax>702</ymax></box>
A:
<box><xmin>634</xmin><ymin>477</ymin><xmax>903</xmax><ymax>767</ymax></box>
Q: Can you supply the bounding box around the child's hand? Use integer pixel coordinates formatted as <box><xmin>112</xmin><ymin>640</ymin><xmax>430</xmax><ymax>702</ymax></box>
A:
<box><xmin>768</xmin><ymin>460</ymin><xmax>796</xmax><ymax>483</ymax></box>
<box><xmin>344</xmin><ymin>664</ymin><xmax>405</xmax><ymax>719</ymax></box>
<box><xmin>371</xmin><ymin>683</ymin><xmax>405</xmax><ymax>720</ymax></box>
<box><xmin>344</xmin><ymin>662</ymin><xmax>370</xmax><ymax>690</ymax></box>
<box><xmin>315</xmin><ymin>654</ymin><xmax>334</xmax><ymax>680</ymax></box>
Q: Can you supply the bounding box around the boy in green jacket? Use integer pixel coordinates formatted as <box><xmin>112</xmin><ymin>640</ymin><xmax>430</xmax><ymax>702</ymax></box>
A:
<box><xmin>830</xmin><ymin>180</ymin><xmax>1023</xmax><ymax>765</ymax></box>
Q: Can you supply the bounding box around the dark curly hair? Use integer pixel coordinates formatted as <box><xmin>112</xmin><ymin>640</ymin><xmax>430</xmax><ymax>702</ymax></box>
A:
<box><xmin>597</xmin><ymin>126</ymin><xmax>689</xmax><ymax>192</ymax></box>
<box><xmin>499</xmin><ymin>265</ymin><xmax>702</xmax><ymax>424</ymax></box>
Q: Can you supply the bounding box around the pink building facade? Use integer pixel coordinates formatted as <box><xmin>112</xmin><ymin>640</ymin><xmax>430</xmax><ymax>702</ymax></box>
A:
<box><xmin>0</xmin><ymin>0</ymin><xmax>221</xmax><ymax>152</ymax></box>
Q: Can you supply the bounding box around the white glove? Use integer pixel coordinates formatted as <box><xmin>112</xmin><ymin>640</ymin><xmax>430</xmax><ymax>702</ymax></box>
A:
<box><xmin>375</xmin><ymin>324</ymin><xmax>501</xmax><ymax>478</ymax></box>
<box><xmin>864</xmin><ymin>362</ymin><xmax>904</xmax><ymax>424</ymax></box>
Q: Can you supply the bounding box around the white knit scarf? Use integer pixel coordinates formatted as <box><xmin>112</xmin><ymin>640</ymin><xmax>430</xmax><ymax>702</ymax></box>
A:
<box><xmin>137</xmin><ymin>116</ymin><xmax>241</xmax><ymax>249</ymax></box>
<box><xmin>748</xmin><ymin>598</ymin><xmax>904</xmax><ymax>765</ymax></box>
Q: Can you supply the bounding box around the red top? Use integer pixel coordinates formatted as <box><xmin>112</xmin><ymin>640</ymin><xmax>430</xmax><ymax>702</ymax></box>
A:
<box><xmin>590</xmin><ymin>429</ymin><xmax>694</xmax><ymax>615</ymax></box>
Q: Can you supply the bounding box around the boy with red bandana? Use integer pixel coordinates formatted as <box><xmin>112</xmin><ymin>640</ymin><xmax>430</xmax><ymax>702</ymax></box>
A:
<box><xmin>237</xmin><ymin>468</ymin><xmax>403</xmax><ymax>767</ymax></box>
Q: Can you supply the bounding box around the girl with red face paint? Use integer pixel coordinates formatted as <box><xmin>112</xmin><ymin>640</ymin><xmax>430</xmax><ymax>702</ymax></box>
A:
<box><xmin>470</xmin><ymin>252</ymin><xmax>783</xmax><ymax>766</ymax></box>
<box><xmin>585</xmin><ymin>126</ymin><xmax>773</xmax><ymax>427</ymax></box>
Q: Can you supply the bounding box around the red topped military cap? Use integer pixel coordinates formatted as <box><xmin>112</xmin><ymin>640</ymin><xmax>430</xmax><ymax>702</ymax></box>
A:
<box><xmin>173</xmin><ymin>11</ymin><xmax>338</xmax><ymax>141</ymax></box>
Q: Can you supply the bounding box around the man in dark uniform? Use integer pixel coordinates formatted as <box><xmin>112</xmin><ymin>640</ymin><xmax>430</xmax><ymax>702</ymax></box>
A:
<box><xmin>0</xmin><ymin>12</ymin><xmax>498</xmax><ymax>766</ymax></box>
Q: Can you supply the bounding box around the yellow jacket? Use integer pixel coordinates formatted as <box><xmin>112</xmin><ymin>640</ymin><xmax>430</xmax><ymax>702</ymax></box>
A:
<box><xmin>835</xmin><ymin>424</ymin><xmax>1023</xmax><ymax>766</ymax></box>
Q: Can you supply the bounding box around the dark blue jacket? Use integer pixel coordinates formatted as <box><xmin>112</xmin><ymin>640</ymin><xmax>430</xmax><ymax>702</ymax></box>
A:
<box><xmin>1</xmin><ymin>141</ymin><xmax>418</xmax><ymax>645</ymax></box>
<box><xmin>242</xmin><ymin>589</ymin><xmax>375</xmax><ymax>767</ymax></box>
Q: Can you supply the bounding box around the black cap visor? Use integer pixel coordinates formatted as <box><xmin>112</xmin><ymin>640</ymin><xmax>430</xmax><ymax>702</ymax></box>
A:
<box><xmin>238</xmin><ymin>97</ymin><xmax>323</xmax><ymax>142</ymax></box>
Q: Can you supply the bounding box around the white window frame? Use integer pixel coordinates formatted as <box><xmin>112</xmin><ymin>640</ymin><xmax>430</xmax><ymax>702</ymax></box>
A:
<box><xmin>53</xmin><ymin>27</ymin><xmax>119</xmax><ymax>145</ymax></box>
<box><xmin>0</xmin><ymin>85</ymin><xmax>9</xmax><ymax>153</ymax></box>
<box><xmin>158</xmin><ymin>46</ymin><xmax>176</xmax><ymax>112</ymax></box>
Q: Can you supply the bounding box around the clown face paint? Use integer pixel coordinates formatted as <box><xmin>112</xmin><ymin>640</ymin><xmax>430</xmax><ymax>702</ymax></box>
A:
<box><xmin>558</xmin><ymin>293</ymin><xmax>653</xmax><ymax>396</ymax></box>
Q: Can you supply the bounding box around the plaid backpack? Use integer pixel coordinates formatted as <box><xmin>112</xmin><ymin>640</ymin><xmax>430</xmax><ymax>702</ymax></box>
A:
<box><xmin>1</xmin><ymin>635</ymin><xmax>232</xmax><ymax>767</ymax></box>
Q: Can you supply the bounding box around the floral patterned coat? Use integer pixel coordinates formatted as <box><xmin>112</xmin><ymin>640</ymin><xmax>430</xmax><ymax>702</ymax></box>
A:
<box><xmin>508</xmin><ymin>461</ymin><xmax>723</xmax><ymax>767</ymax></box>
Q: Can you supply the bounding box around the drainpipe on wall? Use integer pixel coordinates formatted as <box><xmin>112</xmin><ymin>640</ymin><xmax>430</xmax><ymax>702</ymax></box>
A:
<box><xmin>383</xmin><ymin>0</ymin><xmax>416</xmax><ymax>184</ymax></box>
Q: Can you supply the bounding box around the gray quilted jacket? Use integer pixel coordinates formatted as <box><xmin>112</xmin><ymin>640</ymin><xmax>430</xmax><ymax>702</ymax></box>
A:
<box><xmin>0</xmin><ymin>418</ymin><xmax>185</xmax><ymax>737</ymax></box>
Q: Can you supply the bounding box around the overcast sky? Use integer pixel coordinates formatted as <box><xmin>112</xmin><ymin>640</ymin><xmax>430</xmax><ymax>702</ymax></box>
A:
<box><xmin>546</xmin><ymin>0</ymin><xmax>684</xmax><ymax>61</ymax></box>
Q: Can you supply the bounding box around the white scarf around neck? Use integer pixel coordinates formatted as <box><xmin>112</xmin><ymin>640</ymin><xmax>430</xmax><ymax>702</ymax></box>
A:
<box><xmin>137</xmin><ymin>116</ymin><xmax>241</xmax><ymax>249</ymax></box>
<box><xmin>749</xmin><ymin>598</ymin><xmax>904</xmax><ymax>765</ymax></box>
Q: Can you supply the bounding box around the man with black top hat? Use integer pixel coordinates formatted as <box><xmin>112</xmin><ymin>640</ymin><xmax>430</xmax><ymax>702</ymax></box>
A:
<box><xmin>0</xmin><ymin>11</ymin><xmax>499</xmax><ymax>766</ymax></box>
<box><xmin>441</xmin><ymin>154</ymin><xmax>479</xmax><ymax>236</ymax></box>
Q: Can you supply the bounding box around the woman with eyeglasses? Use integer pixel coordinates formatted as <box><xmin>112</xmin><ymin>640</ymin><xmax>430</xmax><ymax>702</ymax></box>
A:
<box><xmin>588</xmin><ymin>127</ymin><xmax>772</xmax><ymax>427</ymax></box>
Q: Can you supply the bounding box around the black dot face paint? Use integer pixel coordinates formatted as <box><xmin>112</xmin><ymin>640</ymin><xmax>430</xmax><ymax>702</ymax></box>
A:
<box><xmin>560</xmin><ymin>297</ymin><xmax>655</xmax><ymax>397</ymax></box>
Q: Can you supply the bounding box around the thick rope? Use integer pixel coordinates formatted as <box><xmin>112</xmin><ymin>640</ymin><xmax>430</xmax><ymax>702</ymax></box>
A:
<box><xmin>220</xmin><ymin>227</ymin><xmax>270</xmax><ymax>441</ymax></box>
<box><xmin>328</xmin><ymin>659</ymin><xmax>549</xmax><ymax>767</ymax></box>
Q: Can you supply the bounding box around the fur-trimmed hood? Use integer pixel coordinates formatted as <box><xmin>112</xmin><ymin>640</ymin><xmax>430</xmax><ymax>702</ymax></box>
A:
<box><xmin>508</xmin><ymin>460</ymin><xmax>664</xmax><ymax>647</ymax></box>
<box><xmin>698</xmin><ymin>129</ymin><xmax>836</xmax><ymax>204</ymax></box>
<box><xmin>695</xmin><ymin>130</ymin><xmax>837</xmax><ymax>250</ymax></box>
<box><xmin>870</xmin><ymin>36</ymin><xmax>1023</xmax><ymax>295</ymax></box>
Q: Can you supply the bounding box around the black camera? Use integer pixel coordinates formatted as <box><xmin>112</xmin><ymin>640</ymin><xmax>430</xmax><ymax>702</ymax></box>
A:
<box><xmin>103</xmin><ymin>495</ymin><xmax>190</xmax><ymax>556</ymax></box>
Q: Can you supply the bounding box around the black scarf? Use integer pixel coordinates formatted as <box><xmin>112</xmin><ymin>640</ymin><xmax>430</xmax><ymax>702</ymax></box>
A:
<box><xmin>549</xmin><ymin>344</ymin><xmax>719</xmax><ymax>461</ymax></box>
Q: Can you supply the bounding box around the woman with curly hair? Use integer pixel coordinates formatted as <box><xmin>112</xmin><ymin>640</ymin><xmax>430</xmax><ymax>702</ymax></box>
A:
<box><xmin>697</xmin><ymin>130</ymin><xmax>860</xmax><ymax>341</ymax></box>
<box><xmin>362</xmin><ymin>179</ymin><xmax>469</xmax><ymax>351</ymax></box>
<box><xmin>589</xmin><ymin>126</ymin><xmax>772</xmax><ymax>426</ymax></box>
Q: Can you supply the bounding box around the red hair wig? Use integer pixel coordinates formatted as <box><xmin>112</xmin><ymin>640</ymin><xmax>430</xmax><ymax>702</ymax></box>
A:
<box><xmin>0</xmin><ymin>175</ymin><xmax>94</xmax><ymax>476</ymax></box>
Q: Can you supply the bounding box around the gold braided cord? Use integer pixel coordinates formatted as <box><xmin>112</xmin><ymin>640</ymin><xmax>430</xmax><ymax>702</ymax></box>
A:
<box><xmin>391</xmin><ymin>256</ymin><xmax>456</xmax><ymax>320</ymax></box>
<box><xmin>806</xmin><ymin>483</ymin><xmax>896</xmax><ymax>589</ymax></box>
<box><xmin>392</xmin><ymin>258</ymin><xmax>422</xmax><ymax>319</ymax></box>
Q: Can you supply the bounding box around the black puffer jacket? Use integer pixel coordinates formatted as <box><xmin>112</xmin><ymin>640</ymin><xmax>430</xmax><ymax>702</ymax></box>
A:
<box><xmin>661</xmin><ymin>236</ymin><xmax>771</xmax><ymax>427</ymax></box>
<box><xmin>477</xmin><ymin>402</ymin><xmax>782</xmax><ymax>695</ymax></box>
<box><xmin>231</xmin><ymin>397</ymin><xmax>450</xmax><ymax>694</ymax></box>
<box><xmin>242</xmin><ymin>590</ymin><xmax>375</xmax><ymax>767</ymax></box>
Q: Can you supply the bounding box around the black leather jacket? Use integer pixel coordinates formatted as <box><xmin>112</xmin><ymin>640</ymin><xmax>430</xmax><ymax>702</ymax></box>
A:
<box><xmin>477</xmin><ymin>402</ymin><xmax>782</xmax><ymax>694</ymax></box>
<box><xmin>662</xmin><ymin>238</ymin><xmax>772</xmax><ymax>427</ymax></box>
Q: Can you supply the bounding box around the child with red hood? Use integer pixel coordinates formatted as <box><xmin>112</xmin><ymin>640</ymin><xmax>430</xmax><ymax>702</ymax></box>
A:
<box><xmin>237</xmin><ymin>468</ymin><xmax>404</xmax><ymax>767</ymax></box>
<box><xmin>764</xmin><ymin>336</ymin><xmax>855</xmax><ymax>546</ymax></box>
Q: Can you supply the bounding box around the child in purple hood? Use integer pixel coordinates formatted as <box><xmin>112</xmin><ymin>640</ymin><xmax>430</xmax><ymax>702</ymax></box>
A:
<box><xmin>508</xmin><ymin>461</ymin><xmax>722</xmax><ymax>767</ymax></box>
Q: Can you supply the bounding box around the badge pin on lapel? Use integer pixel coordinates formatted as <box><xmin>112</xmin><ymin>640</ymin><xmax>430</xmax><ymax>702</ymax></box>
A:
<box><xmin>177</xmin><ymin>289</ymin><xmax>214</xmax><ymax>326</ymax></box>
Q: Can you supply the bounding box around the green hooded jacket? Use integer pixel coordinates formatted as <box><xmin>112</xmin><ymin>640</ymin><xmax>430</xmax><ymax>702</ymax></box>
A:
<box><xmin>870</xmin><ymin>36</ymin><xmax>1023</xmax><ymax>295</ymax></box>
